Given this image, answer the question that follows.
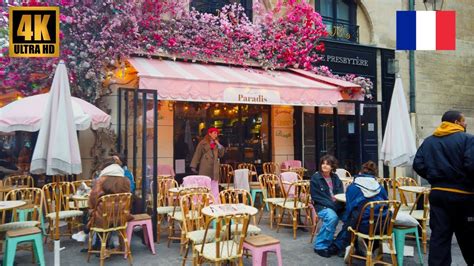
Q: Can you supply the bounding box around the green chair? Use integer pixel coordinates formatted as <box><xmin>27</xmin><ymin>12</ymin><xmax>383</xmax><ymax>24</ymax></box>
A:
<box><xmin>3</xmin><ymin>227</ymin><xmax>45</xmax><ymax>266</ymax></box>
<box><xmin>393</xmin><ymin>226</ymin><xmax>424</xmax><ymax>266</ymax></box>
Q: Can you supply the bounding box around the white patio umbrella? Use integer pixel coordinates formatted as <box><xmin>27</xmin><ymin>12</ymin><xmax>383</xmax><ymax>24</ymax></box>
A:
<box><xmin>29</xmin><ymin>61</ymin><xmax>82</xmax><ymax>266</ymax></box>
<box><xmin>380</xmin><ymin>76</ymin><xmax>417</xmax><ymax>198</ymax></box>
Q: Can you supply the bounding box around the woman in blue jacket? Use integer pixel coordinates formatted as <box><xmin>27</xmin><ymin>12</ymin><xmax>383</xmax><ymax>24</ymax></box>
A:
<box><xmin>330</xmin><ymin>161</ymin><xmax>388</xmax><ymax>257</ymax></box>
<box><xmin>310</xmin><ymin>155</ymin><xmax>344</xmax><ymax>257</ymax></box>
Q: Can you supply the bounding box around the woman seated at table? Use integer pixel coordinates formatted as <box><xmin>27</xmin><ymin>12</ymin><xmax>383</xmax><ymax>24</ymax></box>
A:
<box><xmin>329</xmin><ymin>161</ymin><xmax>388</xmax><ymax>257</ymax></box>
<box><xmin>72</xmin><ymin>161</ymin><xmax>132</xmax><ymax>242</ymax></box>
<box><xmin>310</xmin><ymin>155</ymin><xmax>344</xmax><ymax>257</ymax></box>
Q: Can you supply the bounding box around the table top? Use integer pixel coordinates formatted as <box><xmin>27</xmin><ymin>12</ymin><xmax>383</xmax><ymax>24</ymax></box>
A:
<box><xmin>202</xmin><ymin>204</ymin><xmax>258</xmax><ymax>217</ymax></box>
<box><xmin>72</xmin><ymin>194</ymin><xmax>89</xmax><ymax>201</ymax></box>
<box><xmin>398</xmin><ymin>186</ymin><xmax>430</xmax><ymax>194</ymax></box>
<box><xmin>334</xmin><ymin>193</ymin><xmax>346</xmax><ymax>203</ymax></box>
<box><xmin>0</xmin><ymin>200</ymin><xmax>26</xmax><ymax>211</ymax></box>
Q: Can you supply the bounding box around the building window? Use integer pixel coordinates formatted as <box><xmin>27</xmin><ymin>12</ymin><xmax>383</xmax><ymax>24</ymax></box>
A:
<box><xmin>190</xmin><ymin>0</ymin><xmax>253</xmax><ymax>21</ymax></box>
<box><xmin>316</xmin><ymin>0</ymin><xmax>358</xmax><ymax>43</ymax></box>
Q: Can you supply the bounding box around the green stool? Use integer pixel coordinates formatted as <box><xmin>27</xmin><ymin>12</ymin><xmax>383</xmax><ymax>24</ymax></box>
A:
<box><xmin>393</xmin><ymin>226</ymin><xmax>424</xmax><ymax>266</ymax></box>
<box><xmin>3</xmin><ymin>227</ymin><xmax>45</xmax><ymax>266</ymax></box>
<box><xmin>16</xmin><ymin>207</ymin><xmax>46</xmax><ymax>236</ymax></box>
<box><xmin>250</xmin><ymin>188</ymin><xmax>267</xmax><ymax>211</ymax></box>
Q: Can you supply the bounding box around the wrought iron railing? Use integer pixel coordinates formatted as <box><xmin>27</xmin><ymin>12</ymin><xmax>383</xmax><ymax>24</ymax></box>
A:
<box><xmin>322</xmin><ymin>19</ymin><xmax>359</xmax><ymax>43</ymax></box>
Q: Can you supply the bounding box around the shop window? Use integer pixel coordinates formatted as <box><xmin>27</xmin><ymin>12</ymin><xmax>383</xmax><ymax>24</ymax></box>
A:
<box><xmin>173</xmin><ymin>102</ymin><xmax>270</xmax><ymax>174</ymax></box>
<box><xmin>190</xmin><ymin>0</ymin><xmax>253</xmax><ymax>21</ymax></box>
<box><xmin>316</xmin><ymin>0</ymin><xmax>359</xmax><ymax>43</ymax></box>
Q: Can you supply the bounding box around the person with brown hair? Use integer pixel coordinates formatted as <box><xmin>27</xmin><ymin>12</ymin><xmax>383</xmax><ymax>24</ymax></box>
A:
<box><xmin>190</xmin><ymin>127</ymin><xmax>225</xmax><ymax>180</ymax></box>
<box><xmin>310</xmin><ymin>154</ymin><xmax>344</xmax><ymax>257</ymax></box>
<box><xmin>329</xmin><ymin>160</ymin><xmax>388</xmax><ymax>257</ymax></box>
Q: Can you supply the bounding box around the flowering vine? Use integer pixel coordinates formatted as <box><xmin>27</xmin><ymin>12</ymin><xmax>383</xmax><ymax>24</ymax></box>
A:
<box><xmin>0</xmin><ymin>0</ymin><xmax>373</xmax><ymax>103</ymax></box>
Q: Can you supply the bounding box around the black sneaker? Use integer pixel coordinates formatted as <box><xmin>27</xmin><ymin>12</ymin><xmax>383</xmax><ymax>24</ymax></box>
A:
<box><xmin>297</xmin><ymin>227</ymin><xmax>308</xmax><ymax>232</ymax></box>
<box><xmin>314</xmin><ymin>249</ymin><xmax>331</xmax><ymax>258</ymax></box>
<box><xmin>328</xmin><ymin>244</ymin><xmax>339</xmax><ymax>256</ymax></box>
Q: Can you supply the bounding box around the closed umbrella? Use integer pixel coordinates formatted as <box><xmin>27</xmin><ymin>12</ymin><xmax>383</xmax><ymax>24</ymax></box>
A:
<box><xmin>29</xmin><ymin>61</ymin><xmax>81</xmax><ymax>266</ymax></box>
<box><xmin>0</xmin><ymin>93</ymin><xmax>110</xmax><ymax>132</ymax></box>
<box><xmin>380</xmin><ymin>76</ymin><xmax>417</xmax><ymax>198</ymax></box>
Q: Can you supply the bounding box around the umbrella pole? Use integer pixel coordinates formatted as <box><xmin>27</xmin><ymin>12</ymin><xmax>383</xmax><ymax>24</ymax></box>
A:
<box><xmin>393</xmin><ymin>167</ymin><xmax>397</xmax><ymax>200</ymax></box>
<box><xmin>54</xmin><ymin>177</ymin><xmax>62</xmax><ymax>266</ymax></box>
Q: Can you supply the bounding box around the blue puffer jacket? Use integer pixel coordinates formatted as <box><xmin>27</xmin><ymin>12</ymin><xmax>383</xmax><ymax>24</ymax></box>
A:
<box><xmin>343</xmin><ymin>174</ymin><xmax>388</xmax><ymax>229</ymax></box>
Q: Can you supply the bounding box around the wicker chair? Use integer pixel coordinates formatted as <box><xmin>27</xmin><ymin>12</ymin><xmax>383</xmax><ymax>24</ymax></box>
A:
<box><xmin>87</xmin><ymin>193</ymin><xmax>132</xmax><ymax>266</ymax></box>
<box><xmin>219</xmin><ymin>164</ymin><xmax>234</xmax><ymax>190</ymax></box>
<box><xmin>41</xmin><ymin>182</ymin><xmax>82</xmax><ymax>246</ymax></box>
<box><xmin>155</xmin><ymin>178</ymin><xmax>178</xmax><ymax>243</ymax></box>
<box><xmin>3</xmin><ymin>175</ymin><xmax>34</xmax><ymax>188</ymax></box>
<box><xmin>180</xmin><ymin>191</ymin><xmax>215</xmax><ymax>266</ymax></box>
<box><xmin>257</xmin><ymin>174</ymin><xmax>285</xmax><ymax>229</ymax></box>
<box><xmin>348</xmin><ymin>200</ymin><xmax>401</xmax><ymax>265</ymax></box>
<box><xmin>275</xmin><ymin>180</ymin><xmax>315</xmax><ymax>239</ymax></box>
<box><xmin>237</xmin><ymin>163</ymin><xmax>258</xmax><ymax>185</ymax></box>
<box><xmin>219</xmin><ymin>189</ymin><xmax>261</xmax><ymax>235</ymax></box>
<box><xmin>395</xmin><ymin>177</ymin><xmax>419</xmax><ymax>208</ymax></box>
<box><xmin>194</xmin><ymin>213</ymin><xmax>250</xmax><ymax>266</ymax></box>
<box><xmin>263</xmin><ymin>162</ymin><xmax>279</xmax><ymax>175</ymax></box>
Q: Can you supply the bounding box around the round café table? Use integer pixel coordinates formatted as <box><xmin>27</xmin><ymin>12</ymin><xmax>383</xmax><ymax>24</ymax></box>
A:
<box><xmin>398</xmin><ymin>186</ymin><xmax>430</xmax><ymax>194</ymax></box>
<box><xmin>334</xmin><ymin>193</ymin><xmax>346</xmax><ymax>203</ymax></box>
<box><xmin>72</xmin><ymin>194</ymin><xmax>90</xmax><ymax>209</ymax></box>
<box><xmin>0</xmin><ymin>200</ymin><xmax>27</xmax><ymax>211</ymax></box>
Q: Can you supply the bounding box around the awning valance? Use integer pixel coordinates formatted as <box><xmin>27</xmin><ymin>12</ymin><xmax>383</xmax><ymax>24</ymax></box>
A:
<box><xmin>128</xmin><ymin>57</ymin><xmax>353</xmax><ymax>107</ymax></box>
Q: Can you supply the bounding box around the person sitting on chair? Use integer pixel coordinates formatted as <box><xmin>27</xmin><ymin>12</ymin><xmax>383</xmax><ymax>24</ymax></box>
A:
<box><xmin>329</xmin><ymin>161</ymin><xmax>388</xmax><ymax>257</ymax></box>
<box><xmin>310</xmin><ymin>155</ymin><xmax>344</xmax><ymax>257</ymax></box>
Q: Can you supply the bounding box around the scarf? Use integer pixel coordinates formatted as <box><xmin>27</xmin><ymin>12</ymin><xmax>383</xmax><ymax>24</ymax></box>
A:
<box><xmin>99</xmin><ymin>164</ymin><xmax>125</xmax><ymax>177</ymax></box>
<box><xmin>433</xmin><ymin>121</ymin><xmax>465</xmax><ymax>137</ymax></box>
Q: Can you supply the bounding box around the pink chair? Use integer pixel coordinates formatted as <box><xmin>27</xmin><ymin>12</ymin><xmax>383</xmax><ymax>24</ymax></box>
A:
<box><xmin>157</xmin><ymin>164</ymin><xmax>176</xmax><ymax>178</ymax></box>
<box><xmin>280</xmin><ymin>172</ymin><xmax>299</xmax><ymax>197</ymax></box>
<box><xmin>243</xmin><ymin>234</ymin><xmax>283</xmax><ymax>266</ymax></box>
<box><xmin>281</xmin><ymin>160</ymin><xmax>302</xmax><ymax>170</ymax></box>
<box><xmin>182</xmin><ymin>175</ymin><xmax>220</xmax><ymax>203</ymax></box>
<box><xmin>124</xmin><ymin>214</ymin><xmax>156</xmax><ymax>258</ymax></box>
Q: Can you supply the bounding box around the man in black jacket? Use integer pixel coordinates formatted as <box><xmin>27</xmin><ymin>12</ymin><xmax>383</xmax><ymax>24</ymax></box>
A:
<box><xmin>413</xmin><ymin>110</ymin><xmax>474</xmax><ymax>266</ymax></box>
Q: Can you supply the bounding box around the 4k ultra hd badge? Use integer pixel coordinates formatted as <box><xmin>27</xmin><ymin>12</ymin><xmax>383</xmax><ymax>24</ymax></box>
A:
<box><xmin>9</xmin><ymin>7</ymin><xmax>60</xmax><ymax>57</ymax></box>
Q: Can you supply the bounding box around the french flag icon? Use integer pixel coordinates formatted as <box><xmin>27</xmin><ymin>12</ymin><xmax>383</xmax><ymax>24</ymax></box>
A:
<box><xmin>396</xmin><ymin>11</ymin><xmax>456</xmax><ymax>50</ymax></box>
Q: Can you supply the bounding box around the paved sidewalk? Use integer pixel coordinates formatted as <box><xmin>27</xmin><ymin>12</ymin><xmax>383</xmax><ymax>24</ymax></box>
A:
<box><xmin>10</xmin><ymin>214</ymin><xmax>465</xmax><ymax>265</ymax></box>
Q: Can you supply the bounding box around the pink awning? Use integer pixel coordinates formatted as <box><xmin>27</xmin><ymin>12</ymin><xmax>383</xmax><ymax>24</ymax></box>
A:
<box><xmin>128</xmin><ymin>57</ymin><xmax>344</xmax><ymax>107</ymax></box>
<box><xmin>289</xmin><ymin>68</ymin><xmax>361</xmax><ymax>89</ymax></box>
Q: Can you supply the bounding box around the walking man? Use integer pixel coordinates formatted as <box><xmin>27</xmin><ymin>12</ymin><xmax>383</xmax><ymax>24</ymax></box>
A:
<box><xmin>413</xmin><ymin>110</ymin><xmax>474</xmax><ymax>266</ymax></box>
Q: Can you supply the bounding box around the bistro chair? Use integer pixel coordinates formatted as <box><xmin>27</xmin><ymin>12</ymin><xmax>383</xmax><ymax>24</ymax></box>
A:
<box><xmin>41</xmin><ymin>182</ymin><xmax>83</xmax><ymax>246</ymax></box>
<box><xmin>219</xmin><ymin>189</ymin><xmax>261</xmax><ymax>235</ymax></box>
<box><xmin>275</xmin><ymin>180</ymin><xmax>315</xmax><ymax>239</ymax></box>
<box><xmin>263</xmin><ymin>162</ymin><xmax>279</xmax><ymax>175</ymax></box>
<box><xmin>377</xmin><ymin>177</ymin><xmax>399</xmax><ymax>200</ymax></box>
<box><xmin>180</xmin><ymin>191</ymin><xmax>215</xmax><ymax>266</ymax></box>
<box><xmin>257</xmin><ymin>174</ymin><xmax>285</xmax><ymax>229</ymax></box>
<box><xmin>347</xmin><ymin>200</ymin><xmax>401</xmax><ymax>266</ymax></box>
<box><xmin>237</xmin><ymin>163</ymin><xmax>262</xmax><ymax>208</ymax></box>
<box><xmin>155</xmin><ymin>178</ymin><xmax>178</xmax><ymax>243</ymax></box>
<box><xmin>219</xmin><ymin>164</ymin><xmax>234</xmax><ymax>190</ymax></box>
<box><xmin>3</xmin><ymin>174</ymin><xmax>34</xmax><ymax>188</ymax></box>
<box><xmin>167</xmin><ymin>187</ymin><xmax>210</xmax><ymax>254</ymax></box>
<box><xmin>87</xmin><ymin>193</ymin><xmax>133</xmax><ymax>266</ymax></box>
<box><xmin>398</xmin><ymin>188</ymin><xmax>430</xmax><ymax>254</ymax></box>
<box><xmin>287</xmin><ymin>167</ymin><xmax>306</xmax><ymax>179</ymax></box>
<box><xmin>194</xmin><ymin>213</ymin><xmax>250</xmax><ymax>266</ymax></box>
<box><xmin>396</xmin><ymin>177</ymin><xmax>419</xmax><ymax>210</ymax></box>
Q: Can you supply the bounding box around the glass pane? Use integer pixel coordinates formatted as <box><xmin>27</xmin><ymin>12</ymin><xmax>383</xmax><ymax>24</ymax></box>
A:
<box><xmin>303</xmin><ymin>112</ymin><xmax>317</xmax><ymax>173</ymax></box>
<box><xmin>319</xmin><ymin>0</ymin><xmax>334</xmax><ymax>18</ymax></box>
<box><xmin>336</xmin><ymin>0</ymin><xmax>350</xmax><ymax>21</ymax></box>
<box><xmin>318</xmin><ymin>114</ymin><xmax>335</xmax><ymax>157</ymax></box>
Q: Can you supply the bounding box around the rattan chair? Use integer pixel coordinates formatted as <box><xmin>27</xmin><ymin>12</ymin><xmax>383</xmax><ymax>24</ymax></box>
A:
<box><xmin>180</xmin><ymin>191</ymin><xmax>215</xmax><ymax>266</ymax></box>
<box><xmin>348</xmin><ymin>200</ymin><xmax>401</xmax><ymax>265</ymax></box>
<box><xmin>263</xmin><ymin>162</ymin><xmax>279</xmax><ymax>175</ymax></box>
<box><xmin>41</xmin><ymin>182</ymin><xmax>82</xmax><ymax>246</ymax></box>
<box><xmin>377</xmin><ymin>178</ymin><xmax>398</xmax><ymax>200</ymax></box>
<box><xmin>219</xmin><ymin>164</ymin><xmax>234</xmax><ymax>190</ymax></box>
<box><xmin>219</xmin><ymin>189</ymin><xmax>261</xmax><ymax>235</ymax></box>
<box><xmin>87</xmin><ymin>193</ymin><xmax>132</xmax><ymax>266</ymax></box>
<box><xmin>3</xmin><ymin>175</ymin><xmax>34</xmax><ymax>188</ymax></box>
<box><xmin>155</xmin><ymin>178</ymin><xmax>178</xmax><ymax>243</ymax></box>
<box><xmin>194</xmin><ymin>213</ymin><xmax>250</xmax><ymax>266</ymax></box>
<box><xmin>275</xmin><ymin>180</ymin><xmax>315</xmax><ymax>239</ymax></box>
<box><xmin>237</xmin><ymin>163</ymin><xmax>258</xmax><ymax>185</ymax></box>
<box><xmin>396</xmin><ymin>177</ymin><xmax>418</xmax><ymax>208</ymax></box>
<box><xmin>257</xmin><ymin>174</ymin><xmax>285</xmax><ymax>229</ymax></box>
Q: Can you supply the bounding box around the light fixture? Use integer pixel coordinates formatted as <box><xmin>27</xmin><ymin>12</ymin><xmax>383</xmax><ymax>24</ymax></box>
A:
<box><xmin>423</xmin><ymin>0</ymin><xmax>445</xmax><ymax>11</ymax></box>
<box><xmin>387</xmin><ymin>58</ymin><xmax>399</xmax><ymax>75</ymax></box>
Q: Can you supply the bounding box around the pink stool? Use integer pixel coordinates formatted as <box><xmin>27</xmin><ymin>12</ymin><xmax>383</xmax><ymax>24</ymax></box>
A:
<box><xmin>243</xmin><ymin>234</ymin><xmax>283</xmax><ymax>266</ymax></box>
<box><xmin>124</xmin><ymin>214</ymin><xmax>156</xmax><ymax>258</ymax></box>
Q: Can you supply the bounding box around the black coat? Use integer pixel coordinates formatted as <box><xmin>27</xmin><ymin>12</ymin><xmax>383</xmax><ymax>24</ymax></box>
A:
<box><xmin>413</xmin><ymin>131</ymin><xmax>474</xmax><ymax>192</ymax></box>
<box><xmin>310</xmin><ymin>172</ymin><xmax>345</xmax><ymax>213</ymax></box>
